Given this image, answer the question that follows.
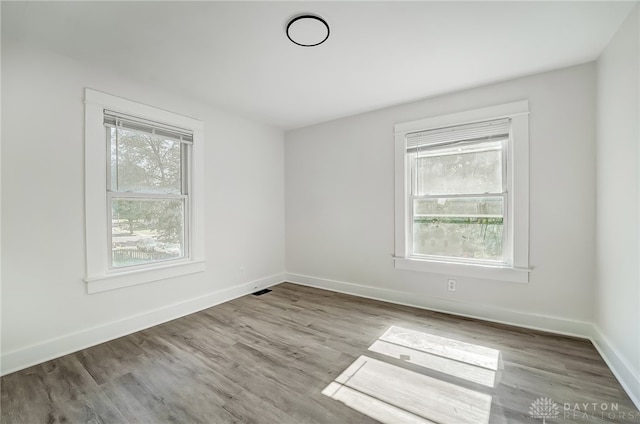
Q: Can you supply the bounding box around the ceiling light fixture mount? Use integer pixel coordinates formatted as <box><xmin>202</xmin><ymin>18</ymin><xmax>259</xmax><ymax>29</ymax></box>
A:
<box><xmin>286</xmin><ymin>14</ymin><xmax>330</xmax><ymax>47</ymax></box>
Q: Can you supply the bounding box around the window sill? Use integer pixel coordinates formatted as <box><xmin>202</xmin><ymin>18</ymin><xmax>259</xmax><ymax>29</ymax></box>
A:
<box><xmin>85</xmin><ymin>259</ymin><xmax>206</xmax><ymax>294</ymax></box>
<box><xmin>394</xmin><ymin>257</ymin><xmax>530</xmax><ymax>283</ymax></box>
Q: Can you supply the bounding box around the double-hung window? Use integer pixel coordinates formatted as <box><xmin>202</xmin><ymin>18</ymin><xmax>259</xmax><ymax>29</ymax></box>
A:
<box><xmin>106</xmin><ymin>111</ymin><xmax>190</xmax><ymax>269</ymax></box>
<box><xmin>408</xmin><ymin>119</ymin><xmax>509</xmax><ymax>264</ymax></box>
<box><xmin>394</xmin><ymin>101</ymin><xmax>530</xmax><ymax>282</ymax></box>
<box><xmin>85</xmin><ymin>89</ymin><xmax>205</xmax><ymax>293</ymax></box>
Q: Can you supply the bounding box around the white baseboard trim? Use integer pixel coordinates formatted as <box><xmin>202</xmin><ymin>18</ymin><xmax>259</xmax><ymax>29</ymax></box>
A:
<box><xmin>285</xmin><ymin>272</ymin><xmax>640</xmax><ymax>410</ymax></box>
<box><xmin>1</xmin><ymin>273</ymin><xmax>285</xmax><ymax>376</ymax></box>
<box><xmin>4</xmin><ymin>271</ymin><xmax>638</xmax><ymax>411</ymax></box>
<box><xmin>591</xmin><ymin>325</ymin><xmax>640</xmax><ymax>410</ymax></box>
<box><xmin>285</xmin><ymin>273</ymin><xmax>592</xmax><ymax>338</ymax></box>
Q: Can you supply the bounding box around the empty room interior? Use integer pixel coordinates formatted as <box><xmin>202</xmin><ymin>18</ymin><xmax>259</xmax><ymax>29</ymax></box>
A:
<box><xmin>1</xmin><ymin>1</ymin><xmax>639</xmax><ymax>423</ymax></box>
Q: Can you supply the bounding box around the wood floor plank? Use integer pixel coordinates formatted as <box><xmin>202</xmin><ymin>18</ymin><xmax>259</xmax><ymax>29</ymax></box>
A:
<box><xmin>1</xmin><ymin>282</ymin><xmax>638</xmax><ymax>423</ymax></box>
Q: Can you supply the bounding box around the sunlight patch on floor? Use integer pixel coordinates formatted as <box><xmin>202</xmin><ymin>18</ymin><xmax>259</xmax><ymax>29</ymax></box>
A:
<box><xmin>322</xmin><ymin>355</ymin><xmax>492</xmax><ymax>424</ymax></box>
<box><xmin>322</xmin><ymin>381</ymin><xmax>437</xmax><ymax>424</ymax></box>
<box><xmin>369</xmin><ymin>326</ymin><xmax>502</xmax><ymax>387</ymax></box>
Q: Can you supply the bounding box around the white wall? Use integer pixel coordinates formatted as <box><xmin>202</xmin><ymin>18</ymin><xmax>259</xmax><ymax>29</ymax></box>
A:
<box><xmin>595</xmin><ymin>4</ymin><xmax>640</xmax><ymax>406</ymax></box>
<box><xmin>286</xmin><ymin>63</ymin><xmax>597</xmax><ymax>334</ymax></box>
<box><xmin>1</xmin><ymin>40</ymin><xmax>285</xmax><ymax>373</ymax></box>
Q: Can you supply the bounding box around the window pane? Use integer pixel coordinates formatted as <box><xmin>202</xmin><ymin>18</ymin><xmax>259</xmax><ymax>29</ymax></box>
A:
<box><xmin>111</xmin><ymin>199</ymin><xmax>184</xmax><ymax>268</ymax></box>
<box><xmin>110</xmin><ymin>127</ymin><xmax>182</xmax><ymax>194</ymax></box>
<box><xmin>414</xmin><ymin>140</ymin><xmax>503</xmax><ymax>196</ymax></box>
<box><xmin>413</xmin><ymin>197</ymin><xmax>504</xmax><ymax>261</ymax></box>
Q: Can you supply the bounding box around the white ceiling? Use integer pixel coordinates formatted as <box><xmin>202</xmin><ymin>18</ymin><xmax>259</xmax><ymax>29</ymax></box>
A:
<box><xmin>2</xmin><ymin>1</ymin><xmax>635</xmax><ymax>130</ymax></box>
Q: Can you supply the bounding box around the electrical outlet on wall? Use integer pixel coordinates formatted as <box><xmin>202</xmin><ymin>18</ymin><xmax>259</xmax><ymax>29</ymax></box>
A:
<box><xmin>447</xmin><ymin>279</ymin><xmax>456</xmax><ymax>291</ymax></box>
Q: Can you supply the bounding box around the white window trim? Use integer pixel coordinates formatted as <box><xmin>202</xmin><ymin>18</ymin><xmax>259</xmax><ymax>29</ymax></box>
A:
<box><xmin>84</xmin><ymin>89</ymin><xmax>206</xmax><ymax>293</ymax></box>
<box><xmin>394</xmin><ymin>101</ymin><xmax>530</xmax><ymax>283</ymax></box>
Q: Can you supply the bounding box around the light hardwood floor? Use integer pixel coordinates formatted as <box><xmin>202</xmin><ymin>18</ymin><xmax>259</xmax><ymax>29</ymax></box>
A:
<box><xmin>1</xmin><ymin>283</ymin><xmax>638</xmax><ymax>423</ymax></box>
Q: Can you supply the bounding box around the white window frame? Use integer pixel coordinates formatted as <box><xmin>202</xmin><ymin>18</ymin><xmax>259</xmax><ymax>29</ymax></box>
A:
<box><xmin>85</xmin><ymin>89</ymin><xmax>206</xmax><ymax>293</ymax></box>
<box><xmin>394</xmin><ymin>101</ymin><xmax>530</xmax><ymax>283</ymax></box>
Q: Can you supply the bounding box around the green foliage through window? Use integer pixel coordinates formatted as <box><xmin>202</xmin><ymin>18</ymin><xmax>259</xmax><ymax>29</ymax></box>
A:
<box><xmin>108</xmin><ymin>125</ymin><xmax>187</xmax><ymax>268</ymax></box>
<box><xmin>410</xmin><ymin>138</ymin><xmax>506</xmax><ymax>262</ymax></box>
